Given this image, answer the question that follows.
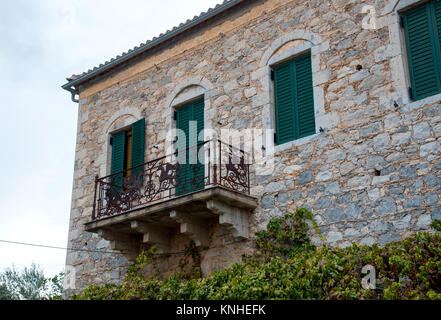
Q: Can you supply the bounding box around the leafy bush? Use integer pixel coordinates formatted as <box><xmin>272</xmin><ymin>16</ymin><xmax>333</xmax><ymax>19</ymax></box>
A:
<box><xmin>431</xmin><ymin>219</ymin><xmax>441</xmax><ymax>232</ymax></box>
<box><xmin>73</xmin><ymin>214</ymin><xmax>441</xmax><ymax>300</ymax></box>
<box><xmin>0</xmin><ymin>264</ymin><xmax>64</xmax><ymax>300</ymax></box>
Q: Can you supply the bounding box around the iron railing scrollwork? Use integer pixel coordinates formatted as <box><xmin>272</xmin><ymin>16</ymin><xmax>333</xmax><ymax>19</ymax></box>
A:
<box><xmin>92</xmin><ymin>140</ymin><xmax>252</xmax><ymax>221</ymax></box>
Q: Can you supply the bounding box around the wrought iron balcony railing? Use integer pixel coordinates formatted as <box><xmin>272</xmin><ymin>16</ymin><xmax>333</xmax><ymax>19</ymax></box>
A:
<box><xmin>92</xmin><ymin>140</ymin><xmax>252</xmax><ymax>221</ymax></box>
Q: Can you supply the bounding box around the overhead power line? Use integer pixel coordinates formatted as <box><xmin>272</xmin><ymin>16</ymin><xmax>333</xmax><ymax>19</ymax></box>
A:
<box><xmin>0</xmin><ymin>239</ymin><xmax>125</xmax><ymax>255</ymax></box>
<box><xmin>0</xmin><ymin>238</ymin><xmax>250</xmax><ymax>258</ymax></box>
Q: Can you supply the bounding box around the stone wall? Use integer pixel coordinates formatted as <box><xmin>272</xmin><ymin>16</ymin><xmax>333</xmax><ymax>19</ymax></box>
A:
<box><xmin>64</xmin><ymin>0</ymin><xmax>441</xmax><ymax>297</ymax></box>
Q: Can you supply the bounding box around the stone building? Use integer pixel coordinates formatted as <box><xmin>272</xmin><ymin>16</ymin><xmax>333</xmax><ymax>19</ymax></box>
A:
<box><xmin>62</xmin><ymin>0</ymin><xmax>441</xmax><ymax>296</ymax></box>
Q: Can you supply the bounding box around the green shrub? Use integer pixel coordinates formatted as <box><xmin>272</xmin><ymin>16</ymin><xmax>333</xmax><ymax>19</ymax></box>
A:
<box><xmin>72</xmin><ymin>212</ymin><xmax>441</xmax><ymax>300</ymax></box>
<box><xmin>431</xmin><ymin>219</ymin><xmax>441</xmax><ymax>232</ymax></box>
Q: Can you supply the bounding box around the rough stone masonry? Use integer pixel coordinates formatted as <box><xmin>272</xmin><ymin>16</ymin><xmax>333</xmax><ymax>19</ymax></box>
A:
<box><xmin>63</xmin><ymin>0</ymin><xmax>441</xmax><ymax>297</ymax></box>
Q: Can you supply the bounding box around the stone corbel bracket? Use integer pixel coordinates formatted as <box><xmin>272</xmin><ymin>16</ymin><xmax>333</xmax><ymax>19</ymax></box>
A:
<box><xmin>206</xmin><ymin>199</ymin><xmax>249</xmax><ymax>239</ymax></box>
<box><xmin>97</xmin><ymin>229</ymin><xmax>140</xmax><ymax>261</ymax></box>
<box><xmin>169</xmin><ymin>210</ymin><xmax>210</xmax><ymax>248</ymax></box>
<box><xmin>130</xmin><ymin>221</ymin><xmax>171</xmax><ymax>254</ymax></box>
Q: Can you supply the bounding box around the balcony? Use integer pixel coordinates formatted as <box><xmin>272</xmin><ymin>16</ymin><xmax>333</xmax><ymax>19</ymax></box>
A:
<box><xmin>85</xmin><ymin>140</ymin><xmax>258</xmax><ymax>260</ymax></box>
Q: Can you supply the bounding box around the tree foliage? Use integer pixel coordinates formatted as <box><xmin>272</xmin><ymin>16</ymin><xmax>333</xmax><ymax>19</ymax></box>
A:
<box><xmin>0</xmin><ymin>263</ymin><xmax>64</xmax><ymax>300</ymax></box>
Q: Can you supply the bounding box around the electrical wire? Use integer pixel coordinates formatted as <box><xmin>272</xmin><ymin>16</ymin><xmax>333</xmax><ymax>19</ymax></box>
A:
<box><xmin>0</xmin><ymin>238</ymin><xmax>250</xmax><ymax>258</ymax></box>
<box><xmin>0</xmin><ymin>239</ymin><xmax>125</xmax><ymax>255</ymax></box>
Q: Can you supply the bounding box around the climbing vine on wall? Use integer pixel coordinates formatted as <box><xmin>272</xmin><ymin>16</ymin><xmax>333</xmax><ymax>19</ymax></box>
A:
<box><xmin>73</xmin><ymin>210</ymin><xmax>441</xmax><ymax>300</ymax></box>
<box><xmin>250</xmin><ymin>208</ymin><xmax>324</xmax><ymax>262</ymax></box>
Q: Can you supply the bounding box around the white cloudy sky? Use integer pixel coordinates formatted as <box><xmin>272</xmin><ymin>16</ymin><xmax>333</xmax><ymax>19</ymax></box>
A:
<box><xmin>0</xmin><ymin>0</ymin><xmax>224</xmax><ymax>277</ymax></box>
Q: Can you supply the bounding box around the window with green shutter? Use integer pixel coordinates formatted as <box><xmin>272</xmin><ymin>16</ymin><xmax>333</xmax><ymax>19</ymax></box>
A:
<box><xmin>273</xmin><ymin>53</ymin><xmax>315</xmax><ymax>145</ymax></box>
<box><xmin>402</xmin><ymin>0</ymin><xmax>441</xmax><ymax>101</ymax></box>
<box><xmin>110</xmin><ymin>118</ymin><xmax>145</xmax><ymax>187</ymax></box>
<box><xmin>175</xmin><ymin>99</ymin><xmax>205</xmax><ymax>196</ymax></box>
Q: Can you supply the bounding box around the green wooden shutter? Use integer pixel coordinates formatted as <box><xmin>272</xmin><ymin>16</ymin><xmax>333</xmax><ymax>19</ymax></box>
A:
<box><xmin>192</xmin><ymin>99</ymin><xmax>205</xmax><ymax>142</ymax></box>
<box><xmin>403</xmin><ymin>2</ymin><xmax>441</xmax><ymax>100</ymax></box>
<box><xmin>176</xmin><ymin>103</ymin><xmax>192</xmax><ymax>195</ymax></box>
<box><xmin>435</xmin><ymin>0</ymin><xmax>441</xmax><ymax>49</ymax></box>
<box><xmin>295</xmin><ymin>54</ymin><xmax>315</xmax><ymax>138</ymax></box>
<box><xmin>110</xmin><ymin>130</ymin><xmax>126</xmax><ymax>188</ymax></box>
<box><xmin>274</xmin><ymin>53</ymin><xmax>315</xmax><ymax>145</ymax></box>
<box><xmin>130</xmin><ymin>118</ymin><xmax>145</xmax><ymax>181</ymax></box>
<box><xmin>274</xmin><ymin>61</ymin><xmax>296</xmax><ymax>144</ymax></box>
<box><xmin>192</xmin><ymin>99</ymin><xmax>205</xmax><ymax>190</ymax></box>
<box><xmin>175</xmin><ymin>99</ymin><xmax>205</xmax><ymax>195</ymax></box>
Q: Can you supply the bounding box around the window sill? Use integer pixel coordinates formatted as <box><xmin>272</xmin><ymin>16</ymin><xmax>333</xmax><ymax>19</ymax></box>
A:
<box><xmin>402</xmin><ymin>92</ymin><xmax>441</xmax><ymax>112</ymax></box>
<box><xmin>273</xmin><ymin>132</ymin><xmax>323</xmax><ymax>154</ymax></box>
